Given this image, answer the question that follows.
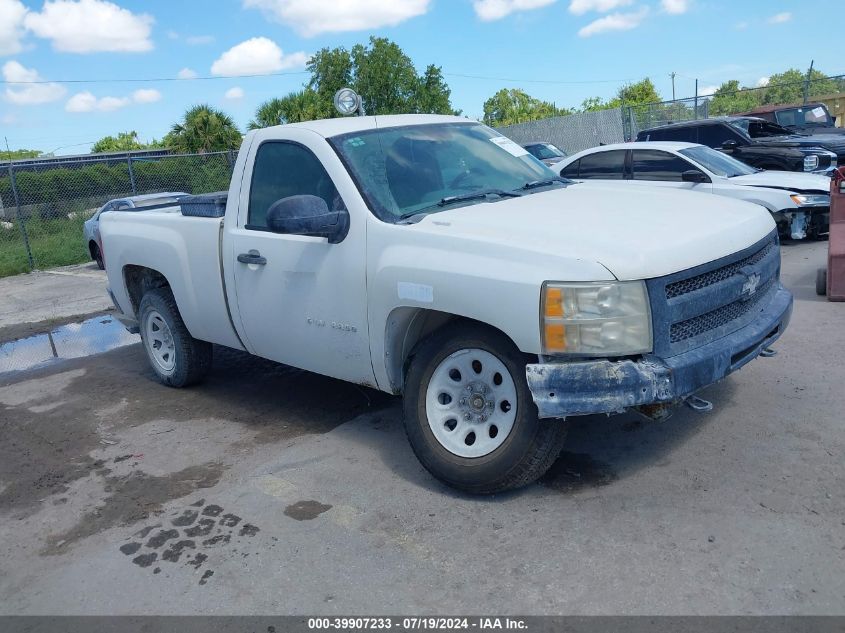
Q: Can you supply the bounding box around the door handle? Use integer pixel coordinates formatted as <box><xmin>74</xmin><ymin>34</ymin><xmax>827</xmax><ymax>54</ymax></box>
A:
<box><xmin>237</xmin><ymin>249</ymin><xmax>267</xmax><ymax>266</ymax></box>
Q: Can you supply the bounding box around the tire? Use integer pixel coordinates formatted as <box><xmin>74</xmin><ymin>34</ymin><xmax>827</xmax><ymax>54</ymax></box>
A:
<box><xmin>816</xmin><ymin>268</ymin><xmax>827</xmax><ymax>296</ymax></box>
<box><xmin>403</xmin><ymin>322</ymin><xmax>568</xmax><ymax>494</ymax></box>
<box><xmin>138</xmin><ymin>287</ymin><xmax>212</xmax><ymax>387</ymax></box>
<box><xmin>90</xmin><ymin>243</ymin><xmax>104</xmax><ymax>270</ymax></box>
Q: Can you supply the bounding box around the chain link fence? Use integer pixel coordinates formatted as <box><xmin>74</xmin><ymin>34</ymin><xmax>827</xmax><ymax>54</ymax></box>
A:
<box><xmin>1</xmin><ymin>151</ymin><xmax>237</xmax><ymax>277</ymax></box>
<box><xmin>496</xmin><ymin>107</ymin><xmax>627</xmax><ymax>155</ymax></box>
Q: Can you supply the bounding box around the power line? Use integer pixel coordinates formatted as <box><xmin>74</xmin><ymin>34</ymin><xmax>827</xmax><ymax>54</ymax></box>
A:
<box><xmin>2</xmin><ymin>70</ymin><xmax>636</xmax><ymax>86</ymax></box>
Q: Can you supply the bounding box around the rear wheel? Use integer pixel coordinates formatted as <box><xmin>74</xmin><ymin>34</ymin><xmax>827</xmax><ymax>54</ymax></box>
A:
<box><xmin>403</xmin><ymin>323</ymin><xmax>568</xmax><ymax>494</ymax></box>
<box><xmin>90</xmin><ymin>242</ymin><xmax>104</xmax><ymax>270</ymax></box>
<box><xmin>817</xmin><ymin>268</ymin><xmax>828</xmax><ymax>296</ymax></box>
<box><xmin>138</xmin><ymin>287</ymin><xmax>212</xmax><ymax>387</ymax></box>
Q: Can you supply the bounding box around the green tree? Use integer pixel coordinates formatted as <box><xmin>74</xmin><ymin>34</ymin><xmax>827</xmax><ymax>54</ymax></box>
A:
<box><xmin>615</xmin><ymin>78</ymin><xmax>661</xmax><ymax>106</ymax></box>
<box><xmin>304</xmin><ymin>37</ymin><xmax>456</xmax><ymax>117</ymax></box>
<box><xmin>165</xmin><ymin>105</ymin><xmax>242</xmax><ymax>153</ymax></box>
<box><xmin>414</xmin><ymin>65</ymin><xmax>458</xmax><ymax>114</ymax></box>
<box><xmin>708</xmin><ymin>80</ymin><xmax>762</xmax><ymax>115</ymax></box>
<box><xmin>763</xmin><ymin>68</ymin><xmax>840</xmax><ymax>105</ymax></box>
<box><xmin>482</xmin><ymin>88</ymin><xmax>569</xmax><ymax>126</ymax></box>
<box><xmin>248</xmin><ymin>89</ymin><xmax>324</xmax><ymax>128</ymax></box>
<box><xmin>2</xmin><ymin>148</ymin><xmax>40</xmax><ymax>160</ymax></box>
<box><xmin>91</xmin><ymin>131</ymin><xmax>147</xmax><ymax>153</ymax></box>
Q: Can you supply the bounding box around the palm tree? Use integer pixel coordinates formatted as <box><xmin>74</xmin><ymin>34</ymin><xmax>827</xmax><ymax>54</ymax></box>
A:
<box><xmin>248</xmin><ymin>89</ymin><xmax>325</xmax><ymax>130</ymax></box>
<box><xmin>166</xmin><ymin>105</ymin><xmax>242</xmax><ymax>153</ymax></box>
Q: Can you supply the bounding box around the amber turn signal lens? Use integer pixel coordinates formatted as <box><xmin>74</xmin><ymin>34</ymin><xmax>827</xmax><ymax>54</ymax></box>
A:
<box><xmin>544</xmin><ymin>287</ymin><xmax>563</xmax><ymax>318</ymax></box>
<box><xmin>544</xmin><ymin>323</ymin><xmax>566</xmax><ymax>352</ymax></box>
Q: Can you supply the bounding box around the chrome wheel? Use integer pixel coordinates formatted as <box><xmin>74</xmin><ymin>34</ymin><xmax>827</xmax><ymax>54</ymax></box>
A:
<box><xmin>424</xmin><ymin>348</ymin><xmax>517</xmax><ymax>458</ymax></box>
<box><xmin>143</xmin><ymin>309</ymin><xmax>176</xmax><ymax>375</ymax></box>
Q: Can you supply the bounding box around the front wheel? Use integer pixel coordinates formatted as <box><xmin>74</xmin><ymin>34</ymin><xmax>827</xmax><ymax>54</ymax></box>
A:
<box><xmin>817</xmin><ymin>268</ymin><xmax>827</xmax><ymax>296</ymax></box>
<box><xmin>138</xmin><ymin>287</ymin><xmax>212</xmax><ymax>387</ymax></box>
<box><xmin>403</xmin><ymin>323</ymin><xmax>568</xmax><ymax>494</ymax></box>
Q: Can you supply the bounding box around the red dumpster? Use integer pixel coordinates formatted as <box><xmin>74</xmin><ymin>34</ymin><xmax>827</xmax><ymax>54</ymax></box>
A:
<box><xmin>818</xmin><ymin>167</ymin><xmax>845</xmax><ymax>300</ymax></box>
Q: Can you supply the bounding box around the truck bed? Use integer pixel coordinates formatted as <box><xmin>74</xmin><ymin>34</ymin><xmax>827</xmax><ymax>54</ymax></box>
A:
<box><xmin>100</xmin><ymin>207</ymin><xmax>243</xmax><ymax>350</ymax></box>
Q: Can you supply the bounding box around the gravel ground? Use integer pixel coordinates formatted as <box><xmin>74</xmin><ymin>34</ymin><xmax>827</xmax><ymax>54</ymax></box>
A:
<box><xmin>0</xmin><ymin>240</ymin><xmax>842</xmax><ymax>615</ymax></box>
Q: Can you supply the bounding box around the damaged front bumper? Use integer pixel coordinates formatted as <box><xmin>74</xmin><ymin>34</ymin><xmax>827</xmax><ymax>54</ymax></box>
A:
<box><xmin>526</xmin><ymin>286</ymin><xmax>793</xmax><ymax>419</ymax></box>
<box><xmin>773</xmin><ymin>207</ymin><xmax>830</xmax><ymax>240</ymax></box>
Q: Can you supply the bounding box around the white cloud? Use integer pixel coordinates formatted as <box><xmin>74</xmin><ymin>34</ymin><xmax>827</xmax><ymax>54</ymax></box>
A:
<box><xmin>211</xmin><ymin>37</ymin><xmax>308</xmax><ymax>76</ymax></box>
<box><xmin>0</xmin><ymin>0</ymin><xmax>28</xmax><ymax>56</ymax></box>
<box><xmin>578</xmin><ymin>7</ymin><xmax>648</xmax><ymax>36</ymax></box>
<box><xmin>767</xmin><ymin>12</ymin><xmax>791</xmax><ymax>24</ymax></box>
<box><xmin>65</xmin><ymin>87</ymin><xmax>160</xmax><ymax>112</ymax></box>
<box><xmin>660</xmin><ymin>0</ymin><xmax>688</xmax><ymax>14</ymax></box>
<box><xmin>699</xmin><ymin>85</ymin><xmax>718</xmax><ymax>97</ymax></box>
<box><xmin>756</xmin><ymin>76</ymin><xmax>770</xmax><ymax>87</ymax></box>
<box><xmin>568</xmin><ymin>0</ymin><xmax>631</xmax><ymax>15</ymax></box>
<box><xmin>474</xmin><ymin>0</ymin><xmax>557</xmax><ymax>20</ymax></box>
<box><xmin>244</xmin><ymin>0</ymin><xmax>430</xmax><ymax>36</ymax></box>
<box><xmin>177</xmin><ymin>67</ymin><xmax>198</xmax><ymax>79</ymax></box>
<box><xmin>186</xmin><ymin>35</ymin><xmax>214</xmax><ymax>45</ymax></box>
<box><xmin>2</xmin><ymin>61</ymin><xmax>66</xmax><ymax>105</ymax></box>
<box><xmin>132</xmin><ymin>88</ymin><xmax>161</xmax><ymax>103</ymax></box>
<box><xmin>224</xmin><ymin>86</ymin><xmax>245</xmax><ymax>100</ymax></box>
<box><xmin>24</xmin><ymin>0</ymin><xmax>154</xmax><ymax>53</ymax></box>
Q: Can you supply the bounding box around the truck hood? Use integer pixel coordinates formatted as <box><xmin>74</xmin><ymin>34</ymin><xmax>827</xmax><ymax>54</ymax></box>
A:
<box><xmin>756</xmin><ymin>133</ymin><xmax>845</xmax><ymax>153</ymax></box>
<box><xmin>413</xmin><ymin>183</ymin><xmax>775</xmax><ymax>281</ymax></box>
<box><xmin>729</xmin><ymin>170</ymin><xmax>832</xmax><ymax>194</ymax></box>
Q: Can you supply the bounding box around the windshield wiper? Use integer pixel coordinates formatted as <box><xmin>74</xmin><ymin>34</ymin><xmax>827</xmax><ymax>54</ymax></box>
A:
<box><xmin>396</xmin><ymin>189</ymin><xmax>523</xmax><ymax>223</ymax></box>
<box><xmin>518</xmin><ymin>177</ymin><xmax>571</xmax><ymax>191</ymax></box>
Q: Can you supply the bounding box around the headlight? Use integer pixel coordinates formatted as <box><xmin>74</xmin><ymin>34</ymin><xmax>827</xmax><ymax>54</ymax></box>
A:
<box><xmin>540</xmin><ymin>281</ymin><xmax>652</xmax><ymax>356</ymax></box>
<box><xmin>790</xmin><ymin>193</ymin><xmax>830</xmax><ymax>207</ymax></box>
<box><xmin>803</xmin><ymin>155</ymin><xmax>819</xmax><ymax>171</ymax></box>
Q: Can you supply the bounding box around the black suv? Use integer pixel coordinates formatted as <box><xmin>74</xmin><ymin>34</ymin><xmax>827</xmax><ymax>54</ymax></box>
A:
<box><xmin>637</xmin><ymin>117</ymin><xmax>844</xmax><ymax>174</ymax></box>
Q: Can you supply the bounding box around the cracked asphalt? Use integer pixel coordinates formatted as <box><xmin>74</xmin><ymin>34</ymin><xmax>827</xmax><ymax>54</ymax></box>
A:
<box><xmin>0</xmin><ymin>241</ymin><xmax>842</xmax><ymax>615</ymax></box>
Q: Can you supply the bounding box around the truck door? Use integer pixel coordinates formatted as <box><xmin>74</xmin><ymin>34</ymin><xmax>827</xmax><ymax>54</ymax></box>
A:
<box><xmin>225</xmin><ymin>134</ymin><xmax>376</xmax><ymax>386</ymax></box>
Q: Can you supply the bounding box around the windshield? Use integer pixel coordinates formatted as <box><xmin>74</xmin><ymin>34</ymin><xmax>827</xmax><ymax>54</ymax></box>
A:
<box><xmin>730</xmin><ymin>118</ymin><xmax>794</xmax><ymax>138</ymax></box>
<box><xmin>775</xmin><ymin>105</ymin><xmax>833</xmax><ymax>127</ymax></box>
<box><xmin>525</xmin><ymin>143</ymin><xmax>566</xmax><ymax>160</ymax></box>
<box><xmin>679</xmin><ymin>145</ymin><xmax>757</xmax><ymax>178</ymax></box>
<box><xmin>329</xmin><ymin>122</ymin><xmax>558</xmax><ymax>222</ymax></box>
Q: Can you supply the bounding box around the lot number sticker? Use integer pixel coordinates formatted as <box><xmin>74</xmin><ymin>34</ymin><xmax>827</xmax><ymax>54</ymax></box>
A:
<box><xmin>490</xmin><ymin>136</ymin><xmax>529</xmax><ymax>157</ymax></box>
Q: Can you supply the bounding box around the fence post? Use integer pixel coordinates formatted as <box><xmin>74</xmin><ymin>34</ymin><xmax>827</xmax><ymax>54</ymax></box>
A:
<box><xmin>7</xmin><ymin>163</ymin><xmax>35</xmax><ymax>271</ymax></box>
<box><xmin>694</xmin><ymin>79</ymin><xmax>699</xmax><ymax>120</ymax></box>
<box><xmin>127</xmin><ymin>154</ymin><xmax>137</xmax><ymax>194</ymax></box>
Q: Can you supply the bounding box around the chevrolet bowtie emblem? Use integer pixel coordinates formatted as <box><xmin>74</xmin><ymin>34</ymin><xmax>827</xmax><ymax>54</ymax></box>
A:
<box><xmin>741</xmin><ymin>272</ymin><xmax>761</xmax><ymax>299</ymax></box>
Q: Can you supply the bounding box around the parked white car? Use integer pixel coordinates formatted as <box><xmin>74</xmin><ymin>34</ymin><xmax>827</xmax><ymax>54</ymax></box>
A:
<box><xmin>553</xmin><ymin>141</ymin><xmax>831</xmax><ymax>239</ymax></box>
<box><xmin>83</xmin><ymin>192</ymin><xmax>187</xmax><ymax>269</ymax></box>
<box><xmin>100</xmin><ymin>115</ymin><xmax>792</xmax><ymax>494</ymax></box>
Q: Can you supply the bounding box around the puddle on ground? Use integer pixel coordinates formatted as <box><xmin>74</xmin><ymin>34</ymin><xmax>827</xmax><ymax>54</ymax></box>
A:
<box><xmin>0</xmin><ymin>315</ymin><xmax>138</xmax><ymax>375</ymax></box>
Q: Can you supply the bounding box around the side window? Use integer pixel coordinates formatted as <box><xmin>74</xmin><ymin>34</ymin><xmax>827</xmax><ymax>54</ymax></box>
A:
<box><xmin>560</xmin><ymin>160</ymin><xmax>580</xmax><ymax>179</ymax></box>
<box><xmin>697</xmin><ymin>124</ymin><xmax>742</xmax><ymax>148</ymax></box>
<box><xmin>631</xmin><ymin>150</ymin><xmax>693</xmax><ymax>182</ymax></box>
<box><xmin>659</xmin><ymin>126</ymin><xmax>696</xmax><ymax>143</ymax></box>
<box><xmin>247</xmin><ymin>141</ymin><xmax>344</xmax><ymax>229</ymax></box>
<box><xmin>576</xmin><ymin>150</ymin><xmax>626</xmax><ymax>180</ymax></box>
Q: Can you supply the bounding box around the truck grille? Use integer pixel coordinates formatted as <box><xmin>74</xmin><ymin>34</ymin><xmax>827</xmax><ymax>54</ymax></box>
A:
<box><xmin>646</xmin><ymin>231</ymin><xmax>780</xmax><ymax>357</ymax></box>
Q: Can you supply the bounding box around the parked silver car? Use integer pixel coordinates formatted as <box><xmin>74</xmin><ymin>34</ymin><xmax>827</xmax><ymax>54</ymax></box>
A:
<box><xmin>521</xmin><ymin>142</ymin><xmax>567</xmax><ymax>166</ymax></box>
<box><xmin>83</xmin><ymin>192</ymin><xmax>187</xmax><ymax>269</ymax></box>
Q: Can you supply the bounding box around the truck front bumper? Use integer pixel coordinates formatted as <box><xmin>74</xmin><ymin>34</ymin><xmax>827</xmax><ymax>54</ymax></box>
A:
<box><xmin>525</xmin><ymin>286</ymin><xmax>793</xmax><ymax>419</ymax></box>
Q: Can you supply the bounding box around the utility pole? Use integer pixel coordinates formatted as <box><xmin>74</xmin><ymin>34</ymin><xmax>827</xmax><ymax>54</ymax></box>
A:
<box><xmin>670</xmin><ymin>72</ymin><xmax>676</xmax><ymax>101</ymax></box>
<box><xmin>803</xmin><ymin>60</ymin><xmax>814</xmax><ymax>105</ymax></box>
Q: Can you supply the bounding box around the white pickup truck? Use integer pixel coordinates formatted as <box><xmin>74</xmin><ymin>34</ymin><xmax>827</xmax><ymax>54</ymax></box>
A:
<box><xmin>100</xmin><ymin>114</ymin><xmax>793</xmax><ymax>494</ymax></box>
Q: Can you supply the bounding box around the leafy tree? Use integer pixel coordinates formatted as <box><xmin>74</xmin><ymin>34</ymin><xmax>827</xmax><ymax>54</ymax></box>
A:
<box><xmin>616</xmin><ymin>78</ymin><xmax>661</xmax><ymax>106</ymax></box>
<box><xmin>763</xmin><ymin>68</ymin><xmax>840</xmax><ymax>105</ymax></box>
<box><xmin>91</xmin><ymin>131</ymin><xmax>147</xmax><ymax>153</ymax></box>
<box><xmin>2</xmin><ymin>148</ymin><xmax>40</xmax><ymax>160</ymax></box>
<box><xmin>248</xmin><ymin>89</ymin><xmax>324</xmax><ymax>128</ymax></box>
<box><xmin>482</xmin><ymin>88</ymin><xmax>569</xmax><ymax>126</ymax></box>
<box><xmin>304</xmin><ymin>37</ymin><xmax>456</xmax><ymax>117</ymax></box>
<box><xmin>708</xmin><ymin>80</ymin><xmax>762</xmax><ymax>116</ymax></box>
<box><xmin>165</xmin><ymin>105</ymin><xmax>242</xmax><ymax>153</ymax></box>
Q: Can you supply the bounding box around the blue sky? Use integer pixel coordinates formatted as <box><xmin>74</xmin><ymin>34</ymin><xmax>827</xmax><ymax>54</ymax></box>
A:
<box><xmin>0</xmin><ymin>0</ymin><xmax>840</xmax><ymax>155</ymax></box>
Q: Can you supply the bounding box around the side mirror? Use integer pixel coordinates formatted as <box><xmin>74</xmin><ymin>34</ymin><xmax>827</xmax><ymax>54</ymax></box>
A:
<box><xmin>266</xmin><ymin>195</ymin><xmax>349</xmax><ymax>244</ymax></box>
<box><xmin>721</xmin><ymin>140</ymin><xmax>739</xmax><ymax>151</ymax></box>
<box><xmin>681</xmin><ymin>170</ymin><xmax>709</xmax><ymax>184</ymax></box>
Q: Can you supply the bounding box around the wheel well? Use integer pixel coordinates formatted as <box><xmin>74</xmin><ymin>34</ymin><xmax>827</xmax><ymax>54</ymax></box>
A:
<box><xmin>384</xmin><ymin>308</ymin><xmax>522</xmax><ymax>395</ymax></box>
<box><xmin>123</xmin><ymin>265</ymin><xmax>171</xmax><ymax>317</ymax></box>
<box><xmin>88</xmin><ymin>241</ymin><xmax>99</xmax><ymax>258</ymax></box>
